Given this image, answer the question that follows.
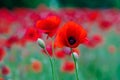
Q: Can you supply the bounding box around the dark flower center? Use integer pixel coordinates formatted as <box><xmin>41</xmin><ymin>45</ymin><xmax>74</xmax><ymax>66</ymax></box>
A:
<box><xmin>68</xmin><ymin>37</ymin><xmax>76</xmax><ymax>45</ymax></box>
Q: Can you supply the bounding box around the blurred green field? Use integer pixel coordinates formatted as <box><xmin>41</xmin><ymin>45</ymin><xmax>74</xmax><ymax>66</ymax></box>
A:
<box><xmin>1</xmin><ymin>29</ymin><xmax>119</xmax><ymax>80</ymax></box>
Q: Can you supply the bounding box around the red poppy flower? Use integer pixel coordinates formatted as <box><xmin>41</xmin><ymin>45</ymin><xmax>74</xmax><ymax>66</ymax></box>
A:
<box><xmin>0</xmin><ymin>20</ymin><xmax>10</xmax><ymax>34</ymax></box>
<box><xmin>29</xmin><ymin>12</ymin><xmax>41</xmax><ymax>23</ymax></box>
<box><xmin>0</xmin><ymin>78</ymin><xmax>3</xmax><ymax>80</ymax></box>
<box><xmin>36</xmin><ymin>15</ymin><xmax>61</xmax><ymax>37</ymax></box>
<box><xmin>61</xmin><ymin>61</ymin><xmax>75</xmax><ymax>73</ymax></box>
<box><xmin>0</xmin><ymin>38</ymin><xmax>6</xmax><ymax>47</ymax></box>
<box><xmin>99</xmin><ymin>20</ymin><xmax>112</xmax><ymax>30</ymax></box>
<box><xmin>1</xmin><ymin>65</ymin><xmax>10</xmax><ymax>75</ymax></box>
<box><xmin>87</xmin><ymin>10</ymin><xmax>99</xmax><ymax>22</ymax></box>
<box><xmin>55</xmin><ymin>21</ymin><xmax>87</xmax><ymax>48</ymax></box>
<box><xmin>55</xmin><ymin>50</ymin><xmax>66</xmax><ymax>59</ymax></box>
<box><xmin>23</xmin><ymin>27</ymin><xmax>41</xmax><ymax>42</ymax></box>
<box><xmin>0</xmin><ymin>47</ymin><xmax>6</xmax><ymax>62</ymax></box>
<box><xmin>108</xmin><ymin>45</ymin><xmax>116</xmax><ymax>53</ymax></box>
<box><xmin>31</xmin><ymin>60</ymin><xmax>42</xmax><ymax>73</ymax></box>
<box><xmin>85</xmin><ymin>34</ymin><xmax>103</xmax><ymax>48</ymax></box>
<box><xmin>5</xmin><ymin>36</ymin><xmax>19</xmax><ymax>48</ymax></box>
<box><xmin>0</xmin><ymin>8</ymin><xmax>16</xmax><ymax>34</ymax></box>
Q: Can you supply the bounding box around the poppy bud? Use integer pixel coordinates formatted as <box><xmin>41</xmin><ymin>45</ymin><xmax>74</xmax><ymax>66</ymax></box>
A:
<box><xmin>73</xmin><ymin>52</ymin><xmax>79</xmax><ymax>59</ymax></box>
<box><xmin>37</xmin><ymin>38</ymin><xmax>45</xmax><ymax>49</ymax></box>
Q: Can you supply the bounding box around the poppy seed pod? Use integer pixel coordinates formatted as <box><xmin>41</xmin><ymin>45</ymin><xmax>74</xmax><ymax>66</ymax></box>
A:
<box><xmin>37</xmin><ymin>38</ymin><xmax>45</xmax><ymax>49</ymax></box>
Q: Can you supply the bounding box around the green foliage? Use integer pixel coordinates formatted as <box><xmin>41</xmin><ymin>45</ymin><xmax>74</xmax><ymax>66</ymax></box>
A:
<box><xmin>58</xmin><ymin>0</ymin><xmax>116</xmax><ymax>8</ymax></box>
<box><xmin>0</xmin><ymin>0</ymin><xmax>120</xmax><ymax>9</ymax></box>
<box><xmin>0</xmin><ymin>0</ymin><xmax>48</xmax><ymax>9</ymax></box>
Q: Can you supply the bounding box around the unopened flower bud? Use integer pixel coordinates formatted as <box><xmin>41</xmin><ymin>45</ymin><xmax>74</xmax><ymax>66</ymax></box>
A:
<box><xmin>37</xmin><ymin>38</ymin><xmax>45</xmax><ymax>49</ymax></box>
<box><xmin>73</xmin><ymin>52</ymin><xmax>79</xmax><ymax>59</ymax></box>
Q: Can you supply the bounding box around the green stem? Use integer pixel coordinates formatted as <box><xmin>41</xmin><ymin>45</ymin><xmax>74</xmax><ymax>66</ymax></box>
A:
<box><xmin>72</xmin><ymin>53</ymin><xmax>79</xmax><ymax>80</ymax></box>
<box><xmin>51</xmin><ymin>58</ymin><xmax>58</xmax><ymax>80</ymax></box>
<box><xmin>51</xmin><ymin>40</ymin><xmax>59</xmax><ymax>80</ymax></box>
<box><xmin>44</xmin><ymin>49</ymin><xmax>55</xmax><ymax>80</ymax></box>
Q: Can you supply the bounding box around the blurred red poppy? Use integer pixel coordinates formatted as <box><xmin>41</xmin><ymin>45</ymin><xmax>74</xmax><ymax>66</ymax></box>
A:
<box><xmin>23</xmin><ymin>27</ymin><xmax>41</xmax><ymax>42</ymax></box>
<box><xmin>55</xmin><ymin>50</ymin><xmax>66</xmax><ymax>59</ymax></box>
<box><xmin>31</xmin><ymin>60</ymin><xmax>42</xmax><ymax>73</ymax></box>
<box><xmin>85</xmin><ymin>34</ymin><xmax>103</xmax><ymax>48</ymax></box>
<box><xmin>55</xmin><ymin>21</ymin><xmax>87</xmax><ymax>48</ymax></box>
<box><xmin>0</xmin><ymin>47</ymin><xmax>6</xmax><ymax>62</ymax></box>
<box><xmin>61</xmin><ymin>61</ymin><xmax>75</xmax><ymax>73</ymax></box>
<box><xmin>1</xmin><ymin>65</ymin><xmax>10</xmax><ymax>75</ymax></box>
<box><xmin>108</xmin><ymin>45</ymin><xmax>116</xmax><ymax>53</ymax></box>
<box><xmin>0</xmin><ymin>78</ymin><xmax>3</xmax><ymax>80</ymax></box>
<box><xmin>0</xmin><ymin>38</ymin><xmax>6</xmax><ymax>47</ymax></box>
<box><xmin>87</xmin><ymin>10</ymin><xmax>99</xmax><ymax>22</ymax></box>
<box><xmin>99</xmin><ymin>20</ymin><xmax>112</xmax><ymax>30</ymax></box>
<box><xmin>5</xmin><ymin>36</ymin><xmax>19</xmax><ymax>48</ymax></box>
<box><xmin>36</xmin><ymin>15</ymin><xmax>61</xmax><ymax>37</ymax></box>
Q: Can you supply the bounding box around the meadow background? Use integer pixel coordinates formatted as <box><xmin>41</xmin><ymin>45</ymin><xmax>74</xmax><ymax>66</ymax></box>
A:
<box><xmin>0</xmin><ymin>0</ymin><xmax>120</xmax><ymax>80</ymax></box>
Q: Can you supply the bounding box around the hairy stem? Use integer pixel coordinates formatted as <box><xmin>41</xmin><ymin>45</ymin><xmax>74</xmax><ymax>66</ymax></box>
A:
<box><xmin>44</xmin><ymin>49</ymin><xmax>55</xmax><ymax>80</ymax></box>
<box><xmin>72</xmin><ymin>49</ymin><xmax>79</xmax><ymax>80</ymax></box>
